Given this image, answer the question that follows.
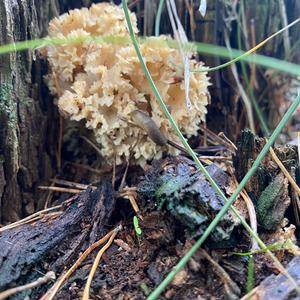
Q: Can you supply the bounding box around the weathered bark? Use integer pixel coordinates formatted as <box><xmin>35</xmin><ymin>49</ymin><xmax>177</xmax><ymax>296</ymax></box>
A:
<box><xmin>234</xmin><ymin>129</ymin><xmax>299</xmax><ymax>199</ymax></box>
<box><xmin>242</xmin><ymin>255</ymin><xmax>300</xmax><ymax>300</ymax></box>
<box><xmin>0</xmin><ymin>181</ymin><xmax>115</xmax><ymax>298</ymax></box>
<box><xmin>0</xmin><ymin>0</ymin><xmax>96</xmax><ymax>223</ymax></box>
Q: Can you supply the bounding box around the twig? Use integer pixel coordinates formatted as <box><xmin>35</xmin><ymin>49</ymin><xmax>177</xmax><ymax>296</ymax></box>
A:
<box><xmin>44</xmin><ymin>175</ymin><xmax>57</xmax><ymax>209</ymax></box>
<box><xmin>114</xmin><ymin>239</ymin><xmax>132</xmax><ymax>252</ymax></box>
<box><xmin>0</xmin><ymin>205</ymin><xmax>62</xmax><ymax>233</ymax></box>
<box><xmin>128</xmin><ymin>0</ymin><xmax>140</xmax><ymax>9</ymax></box>
<box><xmin>199</xmin><ymin>155</ymin><xmax>229</xmax><ymax>160</ymax></box>
<box><xmin>0</xmin><ymin>271</ymin><xmax>55</xmax><ymax>300</ymax></box>
<box><xmin>119</xmin><ymin>190</ymin><xmax>141</xmax><ymax>217</ymax></box>
<box><xmin>218</xmin><ymin>132</ymin><xmax>238</xmax><ymax>151</ymax></box>
<box><xmin>80</xmin><ymin>135</ymin><xmax>103</xmax><ymax>157</ymax></box>
<box><xmin>82</xmin><ymin>226</ymin><xmax>121</xmax><ymax>300</ymax></box>
<box><xmin>240</xmin><ymin>190</ymin><xmax>258</xmax><ymax>251</ymax></box>
<box><xmin>199</xmin><ymin>125</ymin><xmax>236</xmax><ymax>152</ymax></box>
<box><xmin>50</xmin><ymin>178</ymin><xmax>95</xmax><ymax>190</ymax></box>
<box><xmin>269</xmin><ymin>147</ymin><xmax>300</xmax><ymax>196</ymax></box>
<box><xmin>119</xmin><ymin>161</ymin><xmax>130</xmax><ymax>192</ymax></box>
<box><xmin>127</xmin><ymin>192</ymin><xmax>141</xmax><ymax>216</ymax></box>
<box><xmin>201</xmin><ymin>249</ymin><xmax>240</xmax><ymax>297</ymax></box>
<box><xmin>41</xmin><ymin>225</ymin><xmax>122</xmax><ymax>300</ymax></box>
<box><xmin>240</xmin><ymin>286</ymin><xmax>259</xmax><ymax>300</ymax></box>
<box><xmin>38</xmin><ymin>186</ymin><xmax>82</xmax><ymax>194</ymax></box>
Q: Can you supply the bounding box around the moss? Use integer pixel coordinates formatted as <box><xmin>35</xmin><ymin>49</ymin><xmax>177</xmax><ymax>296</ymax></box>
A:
<box><xmin>0</xmin><ymin>82</ymin><xmax>17</xmax><ymax>129</ymax></box>
<box><xmin>256</xmin><ymin>173</ymin><xmax>290</xmax><ymax>230</ymax></box>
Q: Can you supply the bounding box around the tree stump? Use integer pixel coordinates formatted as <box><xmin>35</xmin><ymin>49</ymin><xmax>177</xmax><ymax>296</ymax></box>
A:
<box><xmin>0</xmin><ymin>0</ymin><xmax>96</xmax><ymax>223</ymax></box>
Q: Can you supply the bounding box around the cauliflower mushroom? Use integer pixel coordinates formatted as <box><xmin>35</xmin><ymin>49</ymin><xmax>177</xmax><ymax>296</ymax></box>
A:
<box><xmin>44</xmin><ymin>2</ymin><xmax>210</xmax><ymax>166</ymax></box>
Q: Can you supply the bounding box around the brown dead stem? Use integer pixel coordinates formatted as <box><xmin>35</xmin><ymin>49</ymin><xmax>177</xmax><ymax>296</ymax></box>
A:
<box><xmin>0</xmin><ymin>272</ymin><xmax>55</xmax><ymax>300</ymax></box>
<box><xmin>50</xmin><ymin>178</ymin><xmax>96</xmax><ymax>190</ymax></box>
<box><xmin>38</xmin><ymin>186</ymin><xmax>82</xmax><ymax>194</ymax></box>
<box><xmin>269</xmin><ymin>147</ymin><xmax>300</xmax><ymax>223</ymax></box>
<box><xmin>201</xmin><ymin>249</ymin><xmax>240</xmax><ymax>298</ymax></box>
<box><xmin>82</xmin><ymin>226</ymin><xmax>121</xmax><ymax>300</ymax></box>
<box><xmin>41</xmin><ymin>225</ymin><xmax>122</xmax><ymax>300</ymax></box>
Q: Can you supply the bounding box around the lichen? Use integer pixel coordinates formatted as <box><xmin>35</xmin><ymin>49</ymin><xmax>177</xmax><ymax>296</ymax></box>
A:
<box><xmin>0</xmin><ymin>82</ymin><xmax>17</xmax><ymax>129</ymax></box>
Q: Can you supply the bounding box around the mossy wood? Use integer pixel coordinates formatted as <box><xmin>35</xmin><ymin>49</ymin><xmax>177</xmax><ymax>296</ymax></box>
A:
<box><xmin>234</xmin><ymin>129</ymin><xmax>299</xmax><ymax>230</ymax></box>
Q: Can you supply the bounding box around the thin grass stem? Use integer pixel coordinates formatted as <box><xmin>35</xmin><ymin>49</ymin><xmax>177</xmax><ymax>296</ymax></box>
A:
<box><xmin>192</xmin><ymin>17</ymin><xmax>300</xmax><ymax>72</ymax></box>
<box><xmin>121</xmin><ymin>1</ymin><xmax>300</xmax><ymax>298</ymax></box>
<box><xmin>155</xmin><ymin>0</ymin><xmax>165</xmax><ymax>36</ymax></box>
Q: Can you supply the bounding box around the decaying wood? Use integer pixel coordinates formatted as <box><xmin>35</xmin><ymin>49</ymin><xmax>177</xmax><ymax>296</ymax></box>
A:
<box><xmin>0</xmin><ymin>180</ymin><xmax>115</xmax><ymax>298</ymax></box>
<box><xmin>0</xmin><ymin>0</ymin><xmax>59</xmax><ymax>223</ymax></box>
<box><xmin>233</xmin><ymin>129</ymin><xmax>270</xmax><ymax>199</ymax></box>
<box><xmin>233</xmin><ymin>129</ymin><xmax>299</xmax><ymax>229</ymax></box>
<box><xmin>234</xmin><ymin>129</ymin><xmax>299</xmax><ymax>198</ymax></box>
<box><xmin>0</xmin><ymin>0</ymin><xmax>101</xmax><ymax>224</ymax></box>
<box><xmin>241</xmin><ymin>255</ymin><xmax>300</xmax><ymax>300</ymax></box>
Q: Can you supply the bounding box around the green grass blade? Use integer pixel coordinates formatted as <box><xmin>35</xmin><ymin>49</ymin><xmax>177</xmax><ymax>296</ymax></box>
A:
<box><xmin>231</xmin><ymin>242</ymin><xmax>287</xmax><ymax>256</ymax></box>
<box><xmin>246</xmin><ymin>256</ymin><xmax>255</xmax><ymax>294</ymax></box>
<box><xmin>1</xmin><ymin>34</ymin><xmax>300</xmax><ymax>77</ymax></box>
<box><xmin>155</xmin><ymin>0</ymin><xmax>165</xmax><ymax>36</ymax></box>
<box><xmin>0</xmin><ymin>2</ymin><xmax>297</xmax><ymax>297</ymax></box>
<box><xmin>121</xmin><ymin>0</ymin><xmax>300</xmax><ymax>298</ymax></box>
<box><xmin>0</xmin><ymin>35</ymin><xmax>129</xmax><ymax>54</ymax></box>
<box><xmin>190</xmin><ymin>41</ymin><xmax>300</xmax><ymax>76</ymax></box>
<box><xmin>192</xmin><ymin>17</ymin><xmax>300</xmax><ymax>72</ymax></box>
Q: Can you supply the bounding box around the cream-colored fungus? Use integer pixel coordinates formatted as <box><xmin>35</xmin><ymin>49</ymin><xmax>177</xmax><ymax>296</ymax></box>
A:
<box><xmin>44</xmin><ymin>2</ymin><xmax>210</xmax><ymax>166</ymax></box>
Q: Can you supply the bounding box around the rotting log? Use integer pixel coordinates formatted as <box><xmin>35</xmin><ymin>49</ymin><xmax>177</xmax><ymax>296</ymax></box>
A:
<box><xmin>241</xmin><ymin>255</ymin><xmax>300</xmax><ymax>300</ymax></box>
<box><xmin>0</xmin><ymin>180</ymin><xmax>115</xmax><ymax>299</ymax></box>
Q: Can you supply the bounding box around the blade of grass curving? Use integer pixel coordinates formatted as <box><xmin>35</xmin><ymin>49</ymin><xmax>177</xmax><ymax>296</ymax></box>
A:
<box><xmin>155</xmin><ymin>0</ymin><xmax>164</xmax><ymax>36</ymax></box>
<box><xmin>1</xmin><ymin>35</ymin><xmax>300</xmax><ymax>77</ymax></box>
<box><xmin>191</xmin><ymin>17</ymin><xmax>300</xmax><ymax>72</ymax></box>
<box><xmin>246</xmin><ymin>256</ymin><xmax>255</xmax><ymax>294</ymax></box>
<box><xmin>121</xmin><ymin>0</ymin><xmax>300</xmax><ymax>298</ymax></box>
<box><xmin>189</xmin><ymin>41</ymin><xmax>300</xmax><ymax>76</ymax></box>
<box><xmin>0</xmin><ymin>35</ymin><xmax>129</xmax><ymax>55</ymax></box>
